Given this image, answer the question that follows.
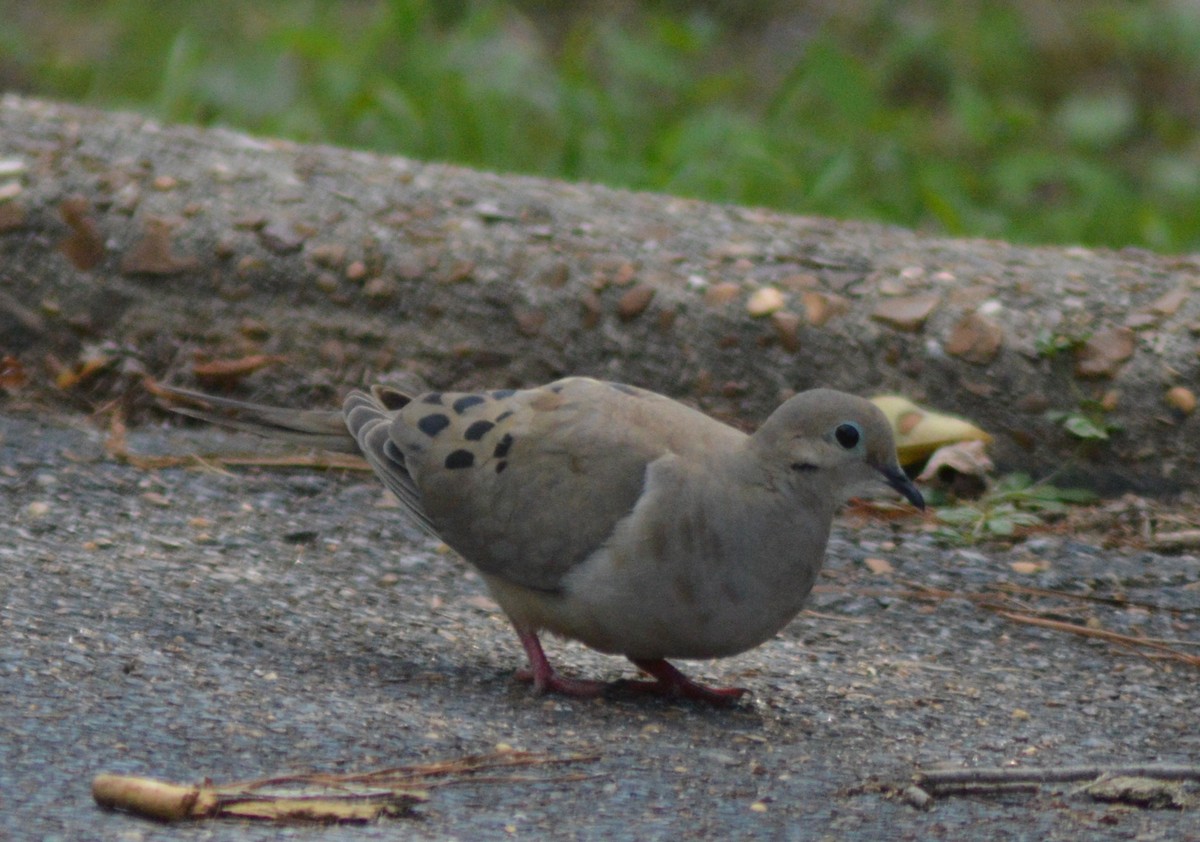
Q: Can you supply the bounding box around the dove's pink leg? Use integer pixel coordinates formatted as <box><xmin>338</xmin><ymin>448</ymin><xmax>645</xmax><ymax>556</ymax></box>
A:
<box><xmin>513</xmin><ymin>627</ymin><xmax>608</xmax><ymax>697</ymax></box>
<box><xmin>512</xmin><ymin>628</ymin><xmax>746</xmax><ymax>706</ymax></box>
<box><xmin>624</xmin><ymin>658</ymin><xmax>749</xmax><ymax>706</ymax></box>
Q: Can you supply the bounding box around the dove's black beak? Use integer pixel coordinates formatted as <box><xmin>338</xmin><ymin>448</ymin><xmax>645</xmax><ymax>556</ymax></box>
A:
<box><xmin>881</xmin><ymin>466</ymin><xmax>925</xmax><ymax>510</ymax></box>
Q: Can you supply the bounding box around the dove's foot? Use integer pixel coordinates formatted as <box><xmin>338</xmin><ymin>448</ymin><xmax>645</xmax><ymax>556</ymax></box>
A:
<box><xmin>620</xmin><ymin>658</ymin><xmax>749</xmax><ymax>706</ymax></box>
<box><xmin>514</xmin><ymin>667</ymin><xmax>609</xmax><ymax>697</ymax></box>
<box><xmin>513</xmin><ymin>627</ymin><xmax>747</xmax><ymax>705</ymax></box>
<box><xmin>514</xmin><ymin>627</ymin><xmax>608</xmax><ymax>697</ymax></box>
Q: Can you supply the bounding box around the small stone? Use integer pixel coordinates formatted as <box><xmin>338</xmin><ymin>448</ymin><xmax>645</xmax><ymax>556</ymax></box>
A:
<box><xmin>871</xmin><ymin>295</ymin><xmax>940</xmax><ymax>332</ymax></box>
<box><xmin>441</xmin><ymin>260</ymin><xmax>475</xmax><ymax>284</ymax></box>
<box><xmin>778</xmin><ymin>272</ymin><xmax>820</xmax><ymax>290</ymax></box>
<box><xmin>514</xmin><ymin>308</ymin><xmax>546</xmax><ymax>337</ymax></box>
<box><xmin>1074</xmin><ymin>327</ymin><xmax>1135</xmax><ymax>379</ymax></box>
<box><xmin>709</xmin><ymin>241</ymin><xmax>757</xmax><ymax>259</ymax></box>
<box><xmin>746</xmin><ymin>287</ymin><xmax>785</xmax><ymax>317</ymax></box>
<box><xmin>345</xmin><ymin>260</ymin><xmax>368</xmax><ymax>281</ymax></box>
<box><xmin>58</xmin><ymin>195</ymin><xmax>106</xmax><ymax>271</ymax></box>
<box><xmin>617</xmin><ymin>284</ymin><xmax>655</xmax><ymax>320</ymax></box>
<box><xmin>258</xmin><ymin>221</ymin><xmax>307</xmax><ymax>254</ymax></box>
<box><xmin>902</xmin><ymin>786</ymin><xmax>934</xmax><ymax>810</ymax></box>
<box><xmin>233</xmin><ymin>213</ymin><xmax>267</xmax><ymax>230</ymax></box>
<box><xmin>864</xmin><ymin>557</ymin><xmax>893</xmax><ymax>574</ymax></box>
<box><xmin>119</xmin><ymin>217</ymin><xmax>199</xmax><ymax>276</ymax></box>
<box><xmin>213</xmin><ymin>236</ymin><xmax>237</xmax><ymax>260</ymax></box>
<box><xmin>945</xmin><ymin>312</ymin><xmax>1003</xmax><ymax>364</ymax></box>
<box><xmin>309</xmin><ymin>243</ymin><xmax>348</xmax><ymax>269</ymax></box>
<box><xmin>362</xmin><ymin>276</ymin><xmax>397</xmax><ymax>299</ymax></box>
<box><xmin>1016</xmin><ymin>393</ymin><xmax>1050</xmax><ymax>413</ymax></box>
<box><xmin>0</xmin><ymin>201</ymin><xmax>27</xmax><ymax>232</ymax></box>
<box><xmin>704</xmin><ymin>282</ymin><xmax>742</xmax><ymax>306</ymax></box>
<box><xmin>1165</xmin><ymin>386</ymin><xmax>1196</xmax><ymax>415</ymax></box>
<box><xmin>580</xmin><ymin>291</ymin><xmax>603</xmax><ymax>329</ymax></box>
<box><xmin>536</xmin><ymin>261</ymin><xmax>570</xmax><ymax>288</ymax></box>
<box><xmin>25</xmin><ymin>501</ymin><xmax>50</xmax><ymax>518</ymax></box>
<box><xmin>612</xmin><ymin>263</ymin><xmax>637</xmax><ymax>286</ymax></box>
<box><xmin>239</xmin><ymin>318</ymin><xmax>271</xmax><ymax>340</ymax></box>
<box><xmin>1124</xmin><ymin>313</ymin><xmax>1158</xmax><ymax>330</ymax></box>
<box><xmin>236</xmin><ymin>254</ymin><xmax>267</xmax><ymax>277</ymax></box>
<box><xmin>1147</xmin><ymin>286</ymin><xmax>1188</xmax><ymax>317</ymax></box>
<box><xmin>802</xmin><ymin>291</ymin><xmax>848</xmax><ymax>326</ymax></box>
<box><xmin>769</xmin><ymin>311</ymin><xmax>802</xmax><ymax>352</ymax></box>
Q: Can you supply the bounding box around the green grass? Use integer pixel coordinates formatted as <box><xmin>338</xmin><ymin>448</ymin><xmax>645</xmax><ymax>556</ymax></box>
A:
<box><xmin>3</xmin><ymin>0</ymin><xmax>1198</xmax><ymax>252</ymax></box>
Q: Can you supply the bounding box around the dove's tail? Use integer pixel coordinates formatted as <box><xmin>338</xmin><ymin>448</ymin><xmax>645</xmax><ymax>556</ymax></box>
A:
<box><xmin>156</xmin><ymin>383</ymin><xmax>361</xmax><ymax>454</ymax></box>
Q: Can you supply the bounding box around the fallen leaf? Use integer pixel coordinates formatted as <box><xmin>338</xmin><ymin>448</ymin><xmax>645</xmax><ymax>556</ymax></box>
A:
<box><xmin>55</xmin><ymin>352</ymin><xmax>115</xmax><ymax>390</ymax></box>
<box><xmin>192</xmin><ymin>354</ymin><xmax>286</xmax><ymax>387</ymax></box>
<box><xmin>871</xmin><ymin>396</ymin><xmax>993</xmax><ymax>467</ymax></box>
<box><xmin>917</xmin><ymin>440</ymin><xmax>995</xmax><ymax>491</ymax></box>
<box><xmin>0</xmin><ymin>355</ymin><xmax>27</xmax><ymax>389</ymax></box>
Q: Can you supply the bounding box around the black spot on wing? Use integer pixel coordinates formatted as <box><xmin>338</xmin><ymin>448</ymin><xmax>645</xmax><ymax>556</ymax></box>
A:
<box><xmin>453</xmin><ymin>395</ymin><xmax>487</xmax><ymax>414</ymax></box>
<box><xmin>493</xmin><ymin>433</ymin><xmax>514</xmax><ymax>459</ymax></box>
<box><xmin>464</xmin><ymin>420</ymin><xmax>495</xmax><ymax>441</ymax></box>
<box><xmin>444</xmin><ymin>449</ymin><xmax>475</xmax><ymax>470</ymax></box>
<box><xmin>422</xmin><ymin>392</ymin><xmax>444</xmax><ymax>405</ymax></box>
<box><xmin>418</xmin><ymin>413</ymin><xmax>450</xmax><ymax>437</ymax></box>
<box><xmin>490</xmin><ymin>389</ymin><xmax>516</xmax><ymax>399</ymax></box>
<box><xmin>495</xmin><ymin>461</ymin><xmax>508</xmax><ymax>473</ymax></box>
<box><xmin>495</xmin><ymin>410</ymin><xmax>514</xmax><ymax>423</ymax></box>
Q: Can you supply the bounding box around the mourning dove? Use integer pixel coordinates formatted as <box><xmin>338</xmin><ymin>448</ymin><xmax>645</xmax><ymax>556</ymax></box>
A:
<box><xmin>162</xmin><ymin>377</ymin><xmax>923</xmax><ymax>705</ymax></box>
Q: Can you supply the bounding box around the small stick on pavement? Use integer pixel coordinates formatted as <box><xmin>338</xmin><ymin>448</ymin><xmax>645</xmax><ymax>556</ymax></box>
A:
<box><xmin>916</xmin><ymin>763</ymin><xmax>1200</xmax><ymax>791</ymax></box>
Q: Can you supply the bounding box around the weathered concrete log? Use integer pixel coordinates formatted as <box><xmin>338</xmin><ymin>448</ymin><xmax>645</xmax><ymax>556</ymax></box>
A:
<box><xmin>1</xmin><ymin>95</ymin><xmax>1196</xmax><ymax>493</ymax></box>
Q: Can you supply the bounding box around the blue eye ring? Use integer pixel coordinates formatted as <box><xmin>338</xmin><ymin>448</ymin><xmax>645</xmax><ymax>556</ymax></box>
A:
<box><xmin>834</xmin><ymin>422</ymin><xmax>861</xmax><ymax>450</ymax></box>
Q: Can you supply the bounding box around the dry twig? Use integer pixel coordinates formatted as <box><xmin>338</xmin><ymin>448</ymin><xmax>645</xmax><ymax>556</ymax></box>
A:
<box><xmin>93</xmin><ymin>751</ymin><xmax>598</xmax><ymax>824</ymax></box>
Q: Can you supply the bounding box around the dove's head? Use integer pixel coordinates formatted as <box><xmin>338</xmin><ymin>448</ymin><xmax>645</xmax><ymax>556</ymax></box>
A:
<box><xmin>751</xmin><ymin>389</ymin><xmax>924</xmax><ymax>510</ymax></box>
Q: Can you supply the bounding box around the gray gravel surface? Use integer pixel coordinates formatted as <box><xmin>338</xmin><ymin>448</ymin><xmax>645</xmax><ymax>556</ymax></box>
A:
<box><xmin>2</xmin><ymin>411</ymin><xmax>1199</xmax><ymax>840</ymax></box>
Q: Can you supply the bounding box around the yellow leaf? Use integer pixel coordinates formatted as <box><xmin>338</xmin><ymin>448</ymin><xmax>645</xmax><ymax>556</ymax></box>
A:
<box><xmin>871</xmin><ymin>396</ymin><xmax>992</xmax><ymax>466</ymax></box>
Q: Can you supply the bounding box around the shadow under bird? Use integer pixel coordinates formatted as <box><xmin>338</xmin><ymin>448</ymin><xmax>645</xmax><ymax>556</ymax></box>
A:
<box><xmin>161</xmin><ymin>377</ymin><xmax>923</xmax><ymax>706</ymax></box>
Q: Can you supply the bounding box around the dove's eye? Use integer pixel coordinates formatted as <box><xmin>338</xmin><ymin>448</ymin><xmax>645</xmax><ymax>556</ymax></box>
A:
<box><xmin>834</xmin><ymin>422</ymin><xmax>861</xmax><ymax>450</ymax></box>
